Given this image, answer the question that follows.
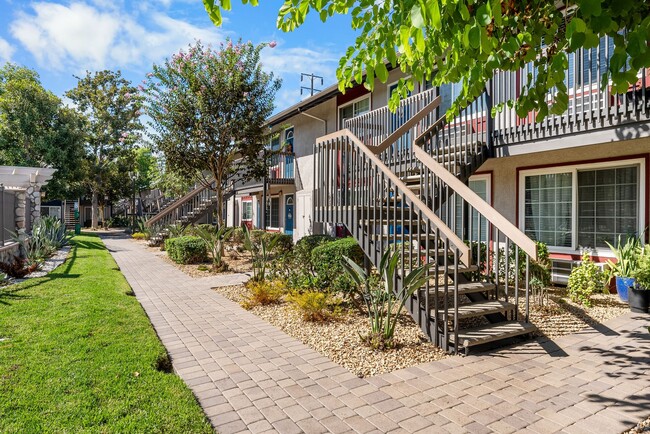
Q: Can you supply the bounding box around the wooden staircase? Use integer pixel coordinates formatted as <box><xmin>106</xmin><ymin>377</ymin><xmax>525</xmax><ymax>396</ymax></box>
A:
<box><xmin>315</xmin><ymin>90</ymin><xmax>539</xmax><ymax>354</ymax></box>
<box><xmin>144</xmin><ymin>180</ymin><xmax>221</xmax><ymax>244</ymax></box>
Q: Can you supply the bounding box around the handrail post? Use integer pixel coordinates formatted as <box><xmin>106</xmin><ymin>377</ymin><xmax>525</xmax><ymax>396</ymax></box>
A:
<box><xmin>485</xmin><ymin>80</ymin><xmax>495</xmax><ymax>158</ymax></box>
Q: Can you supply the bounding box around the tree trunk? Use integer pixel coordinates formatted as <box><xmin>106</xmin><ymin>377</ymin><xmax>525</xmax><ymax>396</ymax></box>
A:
<box><xmin>91</xmin><ymin>191</ymin><xmax>99</xmax><ymax>230</ymax></box>
<box><xmin>215</xmin><ymin>184</ymin><xmax>224</xmax><ymax>228</ymax></box>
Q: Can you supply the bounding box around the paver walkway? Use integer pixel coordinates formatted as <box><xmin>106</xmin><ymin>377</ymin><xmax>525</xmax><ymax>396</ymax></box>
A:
<box><xmin>103</xmin><ymin>235</ymin><xmax>650</xmax><ymax>434</ymax></box>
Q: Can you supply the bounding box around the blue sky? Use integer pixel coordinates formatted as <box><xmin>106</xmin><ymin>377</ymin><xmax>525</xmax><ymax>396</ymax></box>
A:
<box><xmin>0</xmin><ymin>0</ymin><xmax>356</xmax><ymax>111</ymax></box>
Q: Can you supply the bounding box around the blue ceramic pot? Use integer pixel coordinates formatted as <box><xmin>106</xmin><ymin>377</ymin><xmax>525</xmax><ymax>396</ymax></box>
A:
<box><xmin>615</xmin><ymin>276</ymin><xmax>634</xmax><ymax>302</ymax></box>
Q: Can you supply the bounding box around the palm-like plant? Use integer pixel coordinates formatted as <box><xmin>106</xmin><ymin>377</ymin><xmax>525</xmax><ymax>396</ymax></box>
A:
<box><xmin>605</xmin><ymin>235</ymin><xmax>642</xmax><ymax>279</ymax></box>
<box><xmin>342</xmin><ymin>248</ymin><xmax>430</xmax><ymax>350</ymax></box>
<box><xmin>243</xmin><ymin>225</ymin><xmax>279</xmax><ymax>282</ymax></box>
<box><xmin>165</xmin><ymin>223</ymin><xmax>187</xmax><ymax>239</ymax></box>
<box><xmin>193</xmin><ymin>225</ymin><xmax>233</xmax><ymax>271</ymax></box>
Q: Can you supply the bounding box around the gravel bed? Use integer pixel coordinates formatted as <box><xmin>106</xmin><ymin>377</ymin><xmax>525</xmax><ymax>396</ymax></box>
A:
<box><xmin>625</xmin><ymin>416</ymin><xmax>650</xmax><ymax>433</ymax></box>
<box><xmin>131</xmin><ymin>238</ymin><xmax>252</xmax><ymax>277</ymax></box>
<box><xmin>214</xmin><ymin>284</ymin><xmax>449</xmax><ymax>377</ymax></box>
<box><xmin>1</xmin><ymin>246</ymin><xmax>71</xmax><ymax>286</ymax></box>
<box><xmin>516</xmin><ymin>286</ymin><xmax>629</xmax><ymax>339</ymax></box>
<box><xmin>157</xmin><ymin>253</ymin><xmax>252</xmax><ymax>278</ymax></box>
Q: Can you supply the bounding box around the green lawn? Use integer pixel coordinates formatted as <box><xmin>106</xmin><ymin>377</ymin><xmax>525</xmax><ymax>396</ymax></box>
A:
<box><xmin>0</xmin><ymin>235</ymin><xmax>213</xmax><ymax>433</ymax></box>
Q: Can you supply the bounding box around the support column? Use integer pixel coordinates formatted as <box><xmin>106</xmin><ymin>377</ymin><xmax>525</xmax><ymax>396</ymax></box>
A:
<box><xmin>15</xmin><ymin>190</ymin><xmax>26</xmax><ymax>231</ymax></box>
<box><xmin>28</xmin><ymin>183</ymin><xmax>41</xmax><ymax>225</ymax></box>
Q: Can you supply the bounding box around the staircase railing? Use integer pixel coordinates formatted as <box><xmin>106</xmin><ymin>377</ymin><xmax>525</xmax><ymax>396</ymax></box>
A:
<box><xmin>145</xmin><ymin>180</ymin><xmax>216</xmax><ymax>229</ymax></box>
<box><xmin>345</xmin><ymin>87</ymin><xmax>439</xmax><ymax>150</ymax></box>
<box><xmin>316</xmin><ymin>94</ymin><xmax>540</xmax><ymax>351</ymax></box>
<box><xmin>315</xmin><ymin>128</ymin><xmax>470</xmax><ymax>347</ymax></box>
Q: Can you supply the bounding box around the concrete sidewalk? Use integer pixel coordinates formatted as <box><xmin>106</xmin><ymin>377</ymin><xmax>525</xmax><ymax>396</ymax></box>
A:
<box><xmin>103</xmin><ymin>235</ymin><xmax>650</xmax><ymax>434</ymax></box>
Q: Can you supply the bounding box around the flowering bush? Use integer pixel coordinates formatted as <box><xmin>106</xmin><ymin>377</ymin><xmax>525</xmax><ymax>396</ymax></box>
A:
<box><xmin>142</xmin><ymin>39</ymin><xmax>280</xmax><ymax>226</ymax></box>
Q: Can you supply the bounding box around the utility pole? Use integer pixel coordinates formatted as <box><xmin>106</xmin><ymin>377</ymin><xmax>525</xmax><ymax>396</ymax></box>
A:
<box><xmin>301</xmin><ymin>73</ymin><xmax>323</xmax><ymax>97</ymax></box>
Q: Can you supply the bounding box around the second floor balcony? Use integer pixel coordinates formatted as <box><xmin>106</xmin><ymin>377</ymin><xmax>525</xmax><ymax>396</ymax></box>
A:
<box><xmin>267</xmin><ymin>151</ymin><xmax>295</xmax><ymax>184</ymax></box>
<box><xmin>344</xmin><ymin>35</ymin><xmax>650</xmax><ymax>155</ymax></box>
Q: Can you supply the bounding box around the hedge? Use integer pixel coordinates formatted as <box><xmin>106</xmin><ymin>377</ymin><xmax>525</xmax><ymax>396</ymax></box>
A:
<box><xmin>293</xmin><ymin>235</ymin><xmax>334</xmax><ymax>270</ymax></box>
<box><xmin>311</xmin><ymin>237</ymin><xmax>364</xmax><ymax>293</ymax></box>
<box><xmin>165</xmin><ymin>236</ymin><xmax>208</xmax><ymax>264</ymax></box>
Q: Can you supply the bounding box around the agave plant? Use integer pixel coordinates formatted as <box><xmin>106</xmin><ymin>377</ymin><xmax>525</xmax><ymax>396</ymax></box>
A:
<box><xmin>33</xmin><ymin>216</ymin><xmax>71</xmax><ymax>250</ymax></box>
<box><xmin>192</xmin><ymin>224</ymin><xmax>233</xmax><ymax>271</ymax></box>
<box><xmin>342</xmin><ymin>248</ymin><xmax>430</xmax><ymax>350</ymax></box>
<box><xmin>243</xmin><ymin>225</ymin><xmax>279</xmax><ymax>282</ymax></box>
<box><xmin>165</xmin><ymin>223</ymin><xmax>188</xmax><ymax>239</ymax></box>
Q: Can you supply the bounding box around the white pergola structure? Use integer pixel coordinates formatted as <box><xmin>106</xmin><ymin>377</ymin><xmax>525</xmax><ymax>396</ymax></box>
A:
<box><xmin>1</xmin><ymin>166</ymin><xmax>56</xmax><ymax>243</ymax></box>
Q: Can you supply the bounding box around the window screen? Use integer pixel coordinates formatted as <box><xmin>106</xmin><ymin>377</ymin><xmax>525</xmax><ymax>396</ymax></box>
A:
<box><xmin>524</xmin><ymin>173</ymin><xmax>573</xmax><ymax>247</ymax></box>
<box><xmin>577</xmin><ymin>166</ymin><xmax>638</xmax><ymax>248</ymax></box>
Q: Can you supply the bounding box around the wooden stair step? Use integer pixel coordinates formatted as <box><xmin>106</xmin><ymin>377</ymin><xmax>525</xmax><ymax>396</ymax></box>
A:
<box><xmin>427</xmin><ymin>281</ymin><xmax>495</xmax><ymax>297</ymax></box>
<box><xmin>397</xmin><ymin>264</ymin><xmax>478</xmax><ymax>277</ymax></box>
<box><xmin>454</xmin><ymin>300</ymin><xmax>515</xmax><ymax>319</ymax></box>
<box><xmin>452</xmin><ymin>321</ymin><xmax>538</xmax><ymax>348</ymax></box>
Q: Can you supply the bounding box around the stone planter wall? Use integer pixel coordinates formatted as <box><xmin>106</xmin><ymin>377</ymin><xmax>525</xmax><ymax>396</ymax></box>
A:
<box><xmin>0</xmin><ymin>242</ymin><xmax>20</xmax><ymax>265</ymax></box>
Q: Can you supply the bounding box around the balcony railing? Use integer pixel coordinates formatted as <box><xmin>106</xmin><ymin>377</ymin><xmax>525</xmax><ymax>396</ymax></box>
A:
<box><xmin>344</xmin><ymin>36</ymin><xmax>649</xmax><ymax>154</ymax></box>
<box><xmin>345</xmin><ymin>87</ymin><xmax>438</xmax><ymax>149</ymax></box>
<box><xmin>491</xmin><ymin>35</ymin><xmax>649</xmax><ymax>146</ymax></box>
<box><xmin>268</xmin><ymin>152</ymin><xmax>295</xmax><ymax>183</ymax></box>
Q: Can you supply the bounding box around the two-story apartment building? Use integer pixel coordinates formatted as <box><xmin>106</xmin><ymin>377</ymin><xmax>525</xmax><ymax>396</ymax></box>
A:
<box><xmin>227</xmin><ymin>36</ymin><xmax>649</xmax><ymax>287</ymax></box>
<box><xmin>153</xmin><ymin>35</ymin><xmax>648</xmax><ymax>352</ymax></box>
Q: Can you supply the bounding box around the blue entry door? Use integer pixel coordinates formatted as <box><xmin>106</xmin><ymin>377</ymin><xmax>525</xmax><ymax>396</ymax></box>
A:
<box><xmin>285</xmin><ymin>196</ymin><xmax>294</xmax><ymax>235</ymax></box>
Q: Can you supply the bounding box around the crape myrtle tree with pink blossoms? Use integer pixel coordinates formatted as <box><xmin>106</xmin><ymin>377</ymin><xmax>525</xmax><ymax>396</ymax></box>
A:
<box><xmin>66</xmin><ymin>70</ymin><xmax>143</xmax><ymax>230</ymax></box>
<box><xmin>143</xmin><ymin>39</ymin><xmax>281</xmax><ymax>226</ymax></box>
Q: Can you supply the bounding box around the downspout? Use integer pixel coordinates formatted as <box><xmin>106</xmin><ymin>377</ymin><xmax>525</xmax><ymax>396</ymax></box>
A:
<box><xmin>298</xmin><ymin>109</ymin><xmax>327</xmax><ymax>135</ymax></box>
<box><xmin>297</xmin><ymin>109</ymin><xmax>328</xmax><ymax>237</ymax></box>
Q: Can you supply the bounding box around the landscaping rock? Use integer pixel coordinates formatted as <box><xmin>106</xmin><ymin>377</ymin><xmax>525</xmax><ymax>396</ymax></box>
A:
<box><xmin>214</xmin><ymin>284</ymin><xmax>449</xmax><ymax>377</ymax></box>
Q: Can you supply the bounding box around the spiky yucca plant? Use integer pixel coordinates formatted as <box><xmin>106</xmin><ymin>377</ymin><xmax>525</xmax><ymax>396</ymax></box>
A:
<box><xmin>342</xmin><ymin>248</ymin><xmax>430</xmax><ymax>350</ymax></box>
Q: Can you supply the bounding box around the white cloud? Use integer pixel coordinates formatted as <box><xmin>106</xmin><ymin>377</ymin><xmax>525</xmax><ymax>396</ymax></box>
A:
<box><xmin>9</xmin><ymin>1</ymin><xmax>228</xmax><ymax>72</ymax></box>
<box><xmin>10</xmin><ymin>2</ymin><xmax>121</xmax><ymax>70</ymax></box>
<box><xmin>0</xmin><ymin>38</ymin><xmax>15</xmax><ymax>63</ymax></box>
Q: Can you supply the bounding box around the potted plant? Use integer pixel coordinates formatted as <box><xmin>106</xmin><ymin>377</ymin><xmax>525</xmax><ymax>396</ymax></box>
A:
<box><xmin>605</xmin><ymin>235</ymin><xmax>641</xmax><ymax>302</ymax></box>
<box><xmin>630</xmin><ymin>245</ymin><xmax>650</xmax><ymax>313</ymax></box>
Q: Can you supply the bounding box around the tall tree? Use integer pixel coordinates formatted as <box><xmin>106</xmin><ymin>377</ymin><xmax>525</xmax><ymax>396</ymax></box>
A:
<box><xmin>66</xmin><ymin>70</ymin><xmax>143</xmax><ymax>229</ymax></box>
<box><xmin>0</xmin><ymin>63</ymin><xmax>85</xmax><ymax>199</ymax></box>
<box><xmin>143</xmin><ymin>39</ymin><xmax>281</xmax><ymax>226</ymax></box>
<box><xmin>205</xmin><ymin>1</ymin><xmax>650</xmax><ymax>119</ymax></box>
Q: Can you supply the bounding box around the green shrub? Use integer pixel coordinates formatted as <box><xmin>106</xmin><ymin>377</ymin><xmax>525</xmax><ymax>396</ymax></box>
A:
<box><xmin>241</xmin><ymin>280</ymin><xmax>285</xmax><ymax>309</ymax></box>
<box><xmin>165</xmin><ymin>236</ymin><xmax>208</xmax><ymax>264</ymax></box>
<box><xmin>282</xmin><ymin>235</ymin><xmax>335</xmax><ymax>290</ymax></box>
<box><xmin>294</xmin><ymin>235</ymin><xmax>334</xmax><ymax>269</ymax></box>
<box><xmin>272</xmin><ymin>234</ymin><xmax>293</xmax><ymax>255</ymax></box>
<box><xmin>230</xmin><ymin>227</ymin><xmax>245</xmax><ymax>244</ymax></box>
<box><xmin>311</xmin><ymin>237</ymin><xmax>364</xmax><ymax>294</ymax></box>
<box><xmin>632</xmin><ymin>245</ymin><xmax>650</xmax><ymax>289</ymax></box>
<box><xmin>192</xmin><ymin>225</ymin><xmax>232</xmax><ymax>271</ymax></box>
<box><xmin>132</xmin><ymin>232</ymin><xmax>146</xmax><ymax>240</ymax></box>
<box><xmin>497</xmin><ymin>241</ymin><xmax>551</xmax><ymax>286</ymax></box>
<box><xmin>567</xmin><ymin>252</ymin><xmax>606</xmax><ymax>307</ymax></box>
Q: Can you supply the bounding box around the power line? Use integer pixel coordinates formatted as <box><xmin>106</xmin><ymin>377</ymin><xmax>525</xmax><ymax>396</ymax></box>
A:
<box><xmin>300</xmin><ymin>73</ymin><xmax>324</xmax><ymax>97</ymax></box>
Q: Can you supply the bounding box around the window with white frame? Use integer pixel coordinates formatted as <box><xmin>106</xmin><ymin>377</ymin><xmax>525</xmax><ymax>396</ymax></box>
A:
<box><xmin>520</xmin><ymin>160</ymin><xmax>643</xmax><ymax>251</ymax></box>
<box><xmin>454</xmin><ymin>175</ymin><xmax>491</xmax><ymax>242</ymax></box>
<box><xmin>339</xmin><ymin>96</ymin><xmax>370</xmax><ymax>128</ymax></box>
<box><xmin>242</xmin><ymin>201</ymin><xmax>252</xmax><ymax>220</ymax></box>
